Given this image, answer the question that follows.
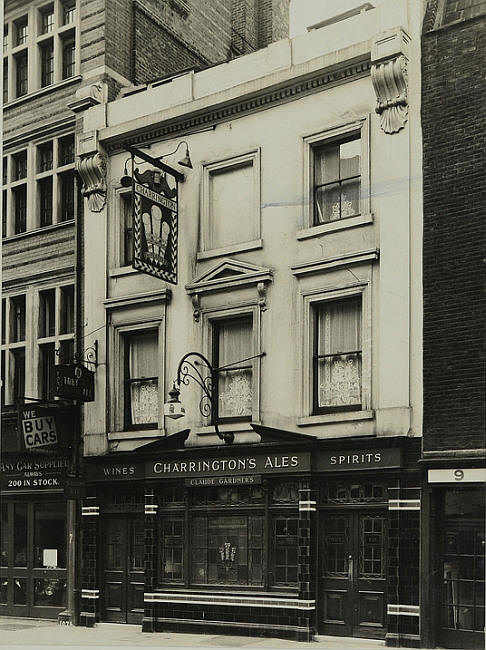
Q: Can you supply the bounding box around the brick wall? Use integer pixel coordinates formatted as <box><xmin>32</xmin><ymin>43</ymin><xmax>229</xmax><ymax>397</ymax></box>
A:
<box><xmin>422</xmin><ymin>10</ymin><xmax>486</xmax><ymax>453</ymax></box>
<box><xmin>443</xmin><ymin>0</ymin><xmax>486</xmax><ymax>23</ymax></box>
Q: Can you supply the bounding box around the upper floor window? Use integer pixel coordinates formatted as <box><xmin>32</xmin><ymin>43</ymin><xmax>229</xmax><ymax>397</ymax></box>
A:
<box><xmin>301</xmin><ymin>118</ymin><xmax>371</xmax><ymax>238</ymax></box>
<box><xmin>15</xmin><ymin>52</ymin><xmax>28</xmax><ymax>97</ymax></box>
<box><xmin>62</xmin><ymin>0</ymin><xmax>76</xmax><ymax>25</ymax></box>
<box><xmin>40</xmin><ymin>40</ymin><xmax>54</xmax><ymax>87</ymax></box>
<box><xmin>3</xmin><ymin>61</ymin><xmax>8</xmax><ymax>104</ymax></box>
<box><xmin>313</xmin><ymin>297</ymin><xmax>362</xmax><ymax>413</ymax></box>
<box><xmin>201</xmin><ymin>150</ymin><xmax>261</xmax><ymax>257</ymax></box>
<box><xmin>40</xmin><ymin>5</ymin><xmax>55</xmax><ymax>34</ymax></box>
<box><xmin>10</xmin><ymin>295</ymin><xmax>26</xmax><ymax>342</ymax></box>
<box><xmin>13</xmin><ymin>186</ymin><xmax>27</xmax><ymax>234</ymax></box>
<box><xmin>13</xmin><ymin>151</ymin><xmax>27</xmax><ymax>181</ymax></box>
<box><xmin>313</xmin><ymin>135</ymin><xmax>360</xmax><ymax>225</ymax></box>
<box><xmin>212</xmin><ymin>316</ymin><xmax>253</xmax><ymax>422</ymax></box>
<box><xmin>3</xmin><ymin>1</ymin><xmax>78</xmax><ymax>103</ymax></box>
<box><xmin>124</xmin><ymin>330</ymin><xmax>159</xmax><ymax>429</ymax></box>
<box><xmin>38</xmin><ymin>142</ymin><xmax>53</xmax><ymax>172</ymax></box>
<box><xmin>15</xmin><ymin>18</ymin><xmax>28</xmax><ymax>46</ymax></box>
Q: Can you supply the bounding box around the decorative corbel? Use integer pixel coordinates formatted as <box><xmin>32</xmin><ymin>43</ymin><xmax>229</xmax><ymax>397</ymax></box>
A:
<box><xmin>191</xmin><ymin>294</ymin><xmax>201</xmax><ymax>322</ymax></box>
<box><xmin>257</xmin><ymin>282</ymin><xmax>267</xmax><ymax>312</ymax></box>
<box><xmin>76</xmin><ymin>152</ymin><xmax>107</xmax><ymax>212</ymax></box>
<box><xmin>371</xmin><ymin>28</ymin><xmax>410</xmax><ymax>134</ymax></box>
<box><xmin>371</xmin><ymin>55</ymin><xmax>408</xmax><ymax>134</ymax></box>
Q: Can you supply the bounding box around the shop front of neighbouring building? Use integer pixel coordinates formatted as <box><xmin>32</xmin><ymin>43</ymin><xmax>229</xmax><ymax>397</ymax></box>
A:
<box><xmin>79</xmin><ymin>432</ymin><xmax>420</xmax><ymax>643</ymax></box>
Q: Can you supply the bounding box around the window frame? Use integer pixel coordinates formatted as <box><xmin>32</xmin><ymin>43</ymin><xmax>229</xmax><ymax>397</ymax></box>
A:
<box><xmin>201</xmin><ymin>304</ymin><xmax>262</xmax><ymax>430</ymax></box>
<box><xmin>3</xmin><ymin>1</ymin><xmax>80</xmax><ymax>104</ymax></box>
<box><xmin>157</xmin><ymin>481</ymin><xmax>299</xmax><ymax>592</ymax></box>
<box><xmin>199</xmin><ymin>149</ymin><xmax>262</xmax><ymax>260</ymax></box>
<box><xmin>299</xmin><ymin>117</ymin><xmax>371</xmax><ymax>239</ymax></box>
<box><xmin>299</xmin><ymin>283</ymin><xmax>372</xmax><ymax>424</ymax></box>
<box><xmin>110</xmin><ymin>320</ymin><xmax>165</xmax><ymax>434</ymax></box>
<box><xmin>312</xmin><ymin>295</ymin><xmax>363</xmax><ymax>415</ymax></box>
<box><xmin>123</xmin><ymin>329</ymin><xmax>160</xmax><ymax>431</ymax></box>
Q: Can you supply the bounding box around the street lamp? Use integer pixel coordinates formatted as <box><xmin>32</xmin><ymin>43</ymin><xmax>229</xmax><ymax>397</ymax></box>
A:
<box><xmin>164</xmin><ymin>351</ymin><xmax>265</xmax><ymax>445</ymax></box>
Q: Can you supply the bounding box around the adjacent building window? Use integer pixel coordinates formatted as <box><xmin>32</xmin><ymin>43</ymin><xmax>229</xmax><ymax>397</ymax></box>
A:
<box><xmin>39</xmin><ymin>177</ymin><xmax>53</xmax><ymax>226</ymax></box>
<box><xmin>10</xmin><ymin>295</ymin><xmax>26</xmax><ymax>342</ymax></box>
<box><xmin>15</xmin><ymin>52</ymin><xmax>28</xmax><ymax>97</ymax></box>
<box><xmin>313</xmin><ymin>297</ymin><xmax>362</xmax><ymax>413</ymax></box>
<box><xmin>3</xmin><ymin>60</ymin><xmax>8</xmax><ymax>104</ymax></box>
<box><xmin>201</xmin><ymin>151</ymin><xmax>260</xmax><ymax>255</ymax></box>
<box><xmin>39</xmin><ymin>289</ymin><xmax>56</xmax><ymax>338</ymax></box>
<box><xmin>124</xmin><ymin>330</ymin><xmax>159</xmax><ymax>429</ymax></box>
<box><xmin>59</xmin><ymin>171</ymin><xmax>75</xmax><ymax>221</ymax></box>
<box><xmin>3</xmin><ymin>2</ymin><xmax>78</xmax><ymax>103</ymax></box>
<box><xmin>13</xmin><ymin>186</ymin><xmax>27</xmax><ymax>234</ymax></box>
<box><xmin>313</xmin><ymin>135</ymin><xmax>360</xmax><ymax>224</ymax></box>
<box><xmin>212</xmin><ymin>316</ymin><xmax>253</xmax><ymax>421</ymax></box>
<box><xmin>13</xmin><ymin>151</ymin><xmax>27</xmax><ymax>181</ymax></box>
<box><xmin>40</xmin><ymin>40</ymin><xmax>54</xmax><ymax>87</ymax></box>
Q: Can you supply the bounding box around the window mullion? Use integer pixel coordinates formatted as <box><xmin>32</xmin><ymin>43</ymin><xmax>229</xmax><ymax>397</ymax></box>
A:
<box><xmin>53</xmin><ymin>31</ymin><xmax>61</xmax><ymax>84</ymax></box>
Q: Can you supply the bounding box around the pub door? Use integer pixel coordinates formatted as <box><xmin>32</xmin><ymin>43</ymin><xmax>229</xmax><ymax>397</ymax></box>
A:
<box><xmin>101</xmin><ymin>515</ymin><xmax>145</xmax><ymax>623</ymax></box>
<box><xmin>319</xmin><ymin>510</ymin><xmax>387</xmax><ymax>639</ymax></box>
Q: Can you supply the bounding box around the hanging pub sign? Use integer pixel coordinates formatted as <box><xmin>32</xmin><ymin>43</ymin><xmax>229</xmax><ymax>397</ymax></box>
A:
<box><xmin>132</xmin><ymin>167</ymin><xmax>178</xmax><ymax>284</ymax></box>
<box><xmin>53</xmin><ymin>364</ymin><xmax>95</xmax><ymax>402</ymax></box>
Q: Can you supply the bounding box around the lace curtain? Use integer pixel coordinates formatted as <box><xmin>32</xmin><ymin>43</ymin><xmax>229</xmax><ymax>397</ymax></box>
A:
<box><xmin>217</xmin><ymin>318</ymin><xmax>253</xmax><ymax>418</ymax></box>
<box><xmin>317</xmin><ymin>299</ymin><xmax>361</xmax><ymax>408</ymax></box>
<box><xmin>128</xmin><ymin>331</ymin><xmax>158</xmax><ymax>425</ymax></box>
<box><xmin>314</xmin><ymin>137</ymin><xmax>360</xmax><ymax>223</ymax></box>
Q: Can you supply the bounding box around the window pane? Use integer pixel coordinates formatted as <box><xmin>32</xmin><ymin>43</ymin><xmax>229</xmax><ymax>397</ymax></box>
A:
<box><xmin>40</xmin><ymin>6</ymin><xmax>54</xmax><ymax>34</ymax></box>
<box><xmin>60</xmin><ymin>285</ymin><xmax>74</xmax><ymax>334</ymax></box>
<box><xmin>340</xmin><ymin>137</ymin><xmax>360</xmax><ymax>178</ymax></box>
<box><xmin>122</xmin><ymin>193</ymin><xmax>133</xmax><ymax>265</ymax></box>
<box><xmin>13</xmin><ymin>186</ymin><xmax>27</xmax><ymax>234</ymax></box>
<box><xmin>274</xmin><ymin>516</ymin><xmax>299</xmax><ymax>586</ymax></box>
<box><xmin>126</xmin><ymin>331</ymin><xmax>158</xmax><ymax>427</ymax></box>
<box><xmin>16</xmin><ymin>19</ymin><xmax>28</xmax><ymax>46</ymax></box>
<box><xmin>14</xmin><ymin>504</ymin><xmax>27</xmax><ymax>566</ymax></box>
<box><xmin>161</xmin><ymin>517</ymin><xmax>184</xmax><ymax>582</ymax></box>
<box><xmin>314</xmin><ymin>143</ymin><xmax>339</xmax><ymax>186</ymax></box>
<box><xmin>12</xmin><ymin>348</ymin><xmax>25</xmax><ymax>401</ymax></box>
<box><xmin>62</xmin><ymin>38</ymin><xmax>75</xmax><ymax>79</ymax></box>
<box><xmin>63</xmin><ymin>0</ymin><xmax>76</xmax><ymax>25</ymax></box>
<box><xmin>38</xmin><ymin>142</ymin><xmax>53</xmax><ymax>172</ymax></box>
<box><xmin>13</xmin><ymin>152</ymin><xmax>27</xmax><ymax>181</ymax></box>
<box><xmin>215</xmin><ymin>317</ymin><xmax>253</xmax><ymax>419</ymax></box>
<box><xmin>3</xmin><ymin>25</ymin><xmax>8</xmax><ymax>54</ymax></box>
<box><xmin>10</xmin><ymin>295</ymin><xmax>26</xmax><ymax>342</ymax></box>
<box><xmin>39</xmin><ymin>289</ymin><xmax>56</xmax><ymax>337</ymax></box>
<box><xmin>15</xmin><ymin>52</ymin><xmax>28</xmax><ymax>97</ymax></box>
<box><xmin>40</xmin><ymin>342</ymin><xmax>56</xmax><ymax>399</ymax></box>
<box><xmin>1</xmin><ymin>503</ymin><xmax>8</xmax><ymax>566</ymax></box>
<box><xmin>315</xmin><ymin>298</ymin><xmax>362</xmax><ymax>410</ymax></box>
<box><xmin>39</xmin><ymin>177</ymin><xmax>53</xmax><ymax>226</ymax></box>
<box><xmin>208</xmin><ymin>161</ymin><xmax>256</xmax><ymax>249</ymax></box>
<box><xmin>59</xmin><ymin>135</ymin><xmax>74</xmax><ymax>166</ymax></box>
<box><xmin>59</xmin><ymin>171</ymin><xmax>75</xmax><ymax>221</ymax></box>
<box><xmin>34</xmin><ymin>503</ymin><xmax>66</xmax><ymax>568</ymax></box>
<box><xmin>191</xmin><ymin>515</ymin><xmax>264</xmax><ymax>586</ymax></box>
<box><xmin>40</xmin><ymin>41</ymin><xmax>54</xmax><ymax>87</ymax></box>
<box><xmin>3</xmin><ymin>60</ymin><xmax>8</xmax><ymax>104</ymax></box>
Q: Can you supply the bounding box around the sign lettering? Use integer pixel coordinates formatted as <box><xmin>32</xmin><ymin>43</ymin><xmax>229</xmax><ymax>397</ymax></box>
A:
<box><xmin>54</xmin><ymin>364</ymin><xmax>95</xmax><ymax>402</ymax></box>
<box><xmin>20</xmin><ymin>408</ymin><xmax>58</xmax><ymax>449</ymax></box>
<box><xmin>319</xmin><ymin>447</ymin><xmax>402</xmax><ymax>471</ymax></box>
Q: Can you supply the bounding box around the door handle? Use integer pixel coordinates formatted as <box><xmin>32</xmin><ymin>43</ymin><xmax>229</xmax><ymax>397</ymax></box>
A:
<box><xmin>348</xmin><ymin>554</ymin><xmax>353</xmax><ymax>581</ymax></box>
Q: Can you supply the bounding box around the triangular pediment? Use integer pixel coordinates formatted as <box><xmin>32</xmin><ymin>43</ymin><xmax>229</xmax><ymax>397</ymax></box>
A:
<box><xmin>186</xmin><ymin>258</ymin><xmax>272</xmax><ymax>294</ymax></box>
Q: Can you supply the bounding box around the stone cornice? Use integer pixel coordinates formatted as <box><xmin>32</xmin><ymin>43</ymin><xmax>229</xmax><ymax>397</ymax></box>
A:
<box><xmin>3</xmin><ymin>116</ymin><xmax>76</xmax><ymax>150</ymax></box>
<box><xmin>102</xmin><ymin>56</ymin><xmax>371</xmax><ymax>153</ymax></box>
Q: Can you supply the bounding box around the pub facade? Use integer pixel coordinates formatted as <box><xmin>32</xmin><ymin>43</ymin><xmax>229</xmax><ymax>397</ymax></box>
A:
<box><xmin>77</xmin><ymin>0</ymin><xmax>425</xmax><ymax>644</ymax></box>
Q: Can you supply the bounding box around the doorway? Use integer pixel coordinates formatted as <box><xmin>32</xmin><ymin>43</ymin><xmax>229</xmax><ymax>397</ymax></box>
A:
<box><xmin>0</xmin><ymin>499</ymin><xmax>67</xmax><ymax>618</ymax></box>
<box><xmin>319</xmin><ymin>510</ymin><xmax>387</xmax><ymax>638</ymax></box>
<box><xmin>101</xmin><ymin>515</ymin><xmax>144</xmax><ymax>623</ymax></box>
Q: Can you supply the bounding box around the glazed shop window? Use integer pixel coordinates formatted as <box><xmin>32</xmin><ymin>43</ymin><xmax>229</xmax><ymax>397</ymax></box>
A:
<box><xmin>159</xmin><ymin>483</ymin><xmax>299</xmax><ymax>589</ymax></box>
<box><xmin>313</xmin><ymin>134</ymin><xmax>360</xmax><ymax>225</ymax></box>
<box><xmin>313</xmin><ymin>297</ymin><xmax>362</xmax><ymax>413</ymax></box>
<box><xmin>34</xmin><ymin>503</ymin><xmax>66</xmax><ymax>568</ymax></box>
<box><xmin>212</xmin><ymin>316</ymin><xmax>253</xmax><ymax>421</ymax></box>
<box><xmin>124</xmin><ymin>330</ymin><xmax>159</xmax><ymax>429</ymax></box>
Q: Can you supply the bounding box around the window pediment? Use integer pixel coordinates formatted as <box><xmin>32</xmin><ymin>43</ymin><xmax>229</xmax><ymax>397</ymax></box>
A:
<box><xmin>185</xmin><ymin>258</ymin><xmax>273</xmax><ymax>322</ymax></box>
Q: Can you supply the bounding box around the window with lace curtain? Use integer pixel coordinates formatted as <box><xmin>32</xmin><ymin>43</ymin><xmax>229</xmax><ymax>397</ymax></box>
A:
<box><xmin>212</xmin><ymin>316</ymin><xmax>253</xmax><ymax>422</ymax></box>
<box><xmin>313</xmin><ymin>297</ymin><xmax>362</xmax><ymax>413</ymax></box>
<box><xmin>124</xmin><ymin>330</ymin><xmax>159</xmax><ymax>429</ymax></box>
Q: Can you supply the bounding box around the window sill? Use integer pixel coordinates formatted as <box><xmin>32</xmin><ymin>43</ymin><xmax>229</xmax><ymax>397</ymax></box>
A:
<box><xmin>107</xmin><ymin>429</ymin><xmax>165</xmax><ymax>441</ymax></box>
<box><xmin>4</xmin><ymin>76</ymin><xmax>82</xmax><ymax>110</ymax></box>
<box><xmin>197</xmin><ymin>239</ymin><xmax>263</xmax><ymax>261</ymax></box>
<box><xmin>109</xmin><ymin>265</ymin><xmax>138</xmax><ymax>278</ymax></box>
<box><xmin>297</xmin><ymin>410</ymin><xmax>374</xmax><ymax>427</ymax></box>
<box><xmin>2</xmin><ymin>219</ymin><xmax>74</xmax><ymax>243</ymax></box>
<box><xmin>297</xmin><ymin>213</ymin><xmax>373</xmax><ymax>240</ymax></box>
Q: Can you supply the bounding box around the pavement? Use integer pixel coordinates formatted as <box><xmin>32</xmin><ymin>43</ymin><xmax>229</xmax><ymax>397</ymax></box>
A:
<box><xmin>0</xmin><ymin>617</ymin><xmax>386</xmax><ymax>650</ymax></box>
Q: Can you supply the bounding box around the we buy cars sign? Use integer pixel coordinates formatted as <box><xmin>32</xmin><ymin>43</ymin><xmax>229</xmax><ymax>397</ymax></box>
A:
<box><xmin>19</xmin><ymin>406</ymin><xmax>58</xmax><ymax>450</ymax></box>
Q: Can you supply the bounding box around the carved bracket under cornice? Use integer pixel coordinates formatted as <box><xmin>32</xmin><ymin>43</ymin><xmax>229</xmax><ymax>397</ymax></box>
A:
<box><xmin>371</xmin><ymin>28</ymin><xmax>410</xmax><ymax>135</ymax></box>
<box><xmin>76</xmin><ymin>152</ymin><xmax>107</xmax><ymax>212</ymax></box>
<box><xmin>371</xmin><ymin>55</ymin><xmax>408</xmax><ymax>134</ymax></box>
